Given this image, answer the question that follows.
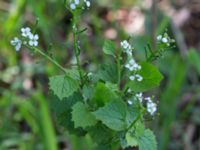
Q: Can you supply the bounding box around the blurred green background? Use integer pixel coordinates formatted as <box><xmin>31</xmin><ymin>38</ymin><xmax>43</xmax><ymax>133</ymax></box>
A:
<box><xmin>0</xmin><ymin>0</ymin><xmax>200</xmax><ymax>150</ymax></box>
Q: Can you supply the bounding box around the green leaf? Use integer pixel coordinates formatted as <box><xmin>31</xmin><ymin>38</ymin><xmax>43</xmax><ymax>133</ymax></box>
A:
<box><xmin>187</xmin><ymin>48</ymin><xmax>200</xmax><ymax>75</ymax></box>
<box><xmin>88</xmin><ymin>124</ymin><xmax>115</xmax><ymax>144</ymax></box>
<box><xmin>49</xmin><ymin>75</ymin><xmax>79</xmax><ymax>100</ymax></box>
<box><xmin>82</xmin><ymin>84</ymin><xmax>94</xmax><ymax>101</ymax></box>
<box><xmin>128</xmin><ymin>62</ymin><xmax>163</xmax><ymax>92</ymax></box>
<box><xmin>49</xmin><ymin>92</ymin><xmax>82</xmax><ymax>116</ymax></box>
<box><xmin>96</xmin><ymin>63</ymin><xmax>118</xmax><ymax>83</ymax></box>
<box><xmin>126</xmin><ymin>133</ymin><xmax>138</xmax><ymax>147</ymax></box>
<box><xmin>72</xmin><ymin>102</ymin><xmax>97</xmax><ymax>128</ymax></box>
<box><xmin>93</xmin><ymin>100</ymin><xmax>127</xmax><ymax>131</ymax></box>
<box><xmin>138</xmin><ymin>129</ymin><xmax>157</xmax><ymax>150</ymax></box>
<box><xmin>49</xmin><ymin>92</ymin><xmax>86</xmax><ymax>135</ymax></box>
<box><xmin>103</xmin><ymin>40</ymin><xmax>116</xmax><ymax>57</ymax></box>
<box><xmin>91</xmin><ymin>82</ymin><xmax>119</xmax><ymax>106</ymax></box>
<box><xmin>123</xmin><ymin>121</ymin><xmax>144</xmax><ymax>148</ymax></box>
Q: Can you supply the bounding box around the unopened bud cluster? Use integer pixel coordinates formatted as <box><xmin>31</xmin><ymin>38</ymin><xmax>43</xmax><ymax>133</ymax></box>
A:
<box><xmin>157</xmin><ymin>32</ymin><xmax>175</xmax><ymax>47</ymax></box>
<box><xmin>70</xmin><ymin>0</ymin><xmax>91</xmax><ymax>10</ymax></box>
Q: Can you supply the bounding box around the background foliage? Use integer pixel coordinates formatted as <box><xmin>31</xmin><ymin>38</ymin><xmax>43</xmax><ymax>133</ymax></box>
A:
<box><xmin>0</xmin><ymin>0</ymin><xmax>200</xmax><ymax>149</ymax></box>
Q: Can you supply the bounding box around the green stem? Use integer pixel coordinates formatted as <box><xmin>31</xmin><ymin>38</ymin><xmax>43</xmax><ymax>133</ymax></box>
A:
<box><xmin>117</xmin><ymin>53</ymin><xmax>121</xmax><ymax>88</ymax></box>
<box><xmin>26</xmin><ymin>45</ymin><xmax>67</xmax><ymax>73</ymax></box>
<box><xmin>73</xmin><ymin>26</ymin><xmax>84</xmax><ymax>85</ymax></box>
<box><xmin>127</xmin><ymin>109</ymin><xmax>146</xmax><ymax>131</ymax></box>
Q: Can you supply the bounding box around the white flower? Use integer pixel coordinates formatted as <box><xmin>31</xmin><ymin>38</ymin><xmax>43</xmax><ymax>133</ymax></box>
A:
<box><xmin>70</xmin><ymin>3</ymin><xmax>76</xmax><ymax>10</ymax></box>
<box><xmin>127</xmin><ymin>88</ymin><xmax>132</xmax><ymax>93</ymax></box>
<box><xmin>28</xmin><ymin>34</ymin><xmax>39</xmax><ymax>47</ymax></box>
<box><xmin>129</xmin><ymin>75</ymin><xmax>135</xmax><ymax>81</ymax></box>
<box><xmin>121</xmin><ymin>40</ymin><xmax>129</xmax><ymax>49</ymax></box>
<box><xmin>84</xmin><ymin>0</ymin><xmax>91</xmax><ymax>8</ymax></box>
<box><xmin>86</xmin><ymin>1</ymin><xmax>91</xmax><ymax>7</ymax></box>
<box><xmin>121</xmin><ymin>40</ymin><xmax>132</xmax><ymax>56</ymax></box>
<box><xmin>135</xmin><ymin>74</ymin><xmax>143</xmax><ymax>82</ymax></box>
<box><xmin>129</xmin><ymin>74</ymin><xmax>143</xmax><ymax>82</ymax></box>
<box><xmin>147</xmin><ymin>101</ymin><xmax>157</xmax><ymax>115</ymax></box>
<box><xmin>127</xmin><ymin>100</ymin><xmax>133</xmax><ymax>105</ymax></box>
<box><xmin>162</xmin><ymin>37</ymin><xmax>168</xmax><ymax>43</ymax></box>
<box><xmin>136</xmin><ymin>93</ymin><xmax>143</xmax><ymax>103</ymax></box>
<box><xmin>145</xmin><ymin>97</ymin><xmax>157</xmax><ymax>115</ymax></box>
<box><xmin>11</xmin><ymin>37</ymin><xmax>22</xmax><ymax>51</ymax></box>
<box><xmin>125</xmin><ymin>59</ymin><xmax>141</xmax><ymax>71</ymax></box>
<box><xmin>21</xmin><ymin>27</ymin><xmax>31</xmax><ymax>37</ymax></box>
<box><xmin>157</xmin><ymin>35</ymin><xmax>162</xmax><ymax>41</ymax></box>
<box><xmin>74</xmin><ymin>0</ymin><xmax>80</xmax><ymax>5</ymax></box>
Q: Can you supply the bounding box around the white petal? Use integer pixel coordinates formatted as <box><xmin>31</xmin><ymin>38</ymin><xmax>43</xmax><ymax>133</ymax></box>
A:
<box><xmin>29</xmin><ymin>34</ymin><xmax>34</xmax><ymax>39</ymax></box>
<box><xmin>86</xmin><ymin>1</ymin><xmax>91</xmax><ymax>7</ymax></box>
<box><xmin>129</xmin><ymin>75</ymin><xmax>135</xmax><ymax>81</ymax></box>
<box><xmin>21</xmin><ymin>28</ymin><xmax>25</xmax><ymax>32</ymax></box>
<box><xmin>162</xmin><ymin>38</ymin><xmax>168</xmax><ymax>43</ymax></box>
<box><xmin>34</xmin><ymin>34</ymin><xmax>39</xmax><ymax>40</ymax></box>
<box><xmin>15</xmin><ymin>43</ymin><xmax>21</xmax><ymax>51</ymax></box>
<box><xmin>29</xmin><ymin>41</ymin><xmax>34</xmax><ymax>46</ymax></box>
<box><xmin>75</xmin><ymin>0</ymin><xmax>80</xmax><ymax>5</ymax></box>
<box><xmin>127</xmin><ymin>100</ymin><xmax>133</xmax><ymax>105</ymax></box>
<box><xmin>33</xmin><ymin>41</ymin><xmax>38</xmax><ymax>46</ymax></box>
<box><xmin>157</xmin><ymin>35</ymin><xmax>162</xmax><ymax>41</ymax></box>
<box><xmin>70</xmin><ymin>3</ymin><xmax>76</xmax><ymax>10</ymax></box>
<box><xmin>25</xmin><ymin>27</ymin><xmax>31</xmax><ymax>32</ymax></box>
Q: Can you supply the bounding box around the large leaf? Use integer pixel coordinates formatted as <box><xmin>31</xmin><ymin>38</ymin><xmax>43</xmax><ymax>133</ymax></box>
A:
<box><xmin>93</xmin><ymin>100</ymin><xmax>127</xmax><ymax>131</ymax></box>
<box><xmin>93</xmin><ymin>100</ymin><xmax>139</xmax><ymax>131</ymax></box>
<box><xmin>49</xmin><ymin>92</ymin><xmax>86</xmax><ymax>135</ymax></box>
<box><xmin>128</xmin><ymin>62</ymin><xmax>163</xmax><ymax>92</ymax></box>
<box><xmin>103</xmin><ymin>40</ymin><xmax>116</xmax><ymax>57</ymax></box>
<box><xmin>138</xmin><ymin>129</ymin><xmax>157</xmax><ymax>150</ymax></box>
<box><xmin>72</xmin><ymin>102</ymin><xmax>97</xmax><ymax>128</ymax></box>
<box><xmin>49</xmin><ymin>75</ymin><xmax>79</xmax><ymax>100</ymax></box>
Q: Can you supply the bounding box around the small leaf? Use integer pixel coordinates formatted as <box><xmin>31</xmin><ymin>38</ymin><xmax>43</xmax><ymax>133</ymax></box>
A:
<box><xmin>88</xmin><ymin>124</ymin><xmax>115</xmax><ymax>144</ymax></box>
<box><xmin>91</xmin><ymin>82</ymin><xmax>119</xmax><ymax>107</ymax></box>
<box><xmin>96</xmin><ymin>63</ymin><xmax>118</xmax><ymax>83</ymax></box>
<box><xmin>126</xmin><ymin>133</ymin><xmax>138</xmax><ymax>147</ymax></box>
<box><xmin>82</xmin><ymin>85</ymin><xmax>94</xmax><ymax>101</ymax></box>
<box><xmin>103</xmin><ymin>40</ymin><xmax>116</xmax><ymax>57</ymax></box>
<box><xmin>128</xmin><ymin>62</ymin><xmax>163</xmax><ymax>92</ymax></box>
<box><xmin>138</xmin><ymin>129</ymin><xmax>157</xmax><ymax>150</ymax></box>
<box><xmin>93</xmin><ymin>100</ymin><xmax>127</xmax><ymax>131</ymax></box>
<box><xmin>49</xmin><ymin>75</ymin><xmax>79</xmax><ymax>100</ymax></box>
<box><xmin>72</xmin><ymin>102</ymin><xmax>97</xmax><ymax>128</ymax></box>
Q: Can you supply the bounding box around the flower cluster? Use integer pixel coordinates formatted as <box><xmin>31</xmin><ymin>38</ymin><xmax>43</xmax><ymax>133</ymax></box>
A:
<box><xmin>145</xmin><ymin>97</ymin><xmax>157</xmax><ymax>115</ymax></box>
<box><xmin>11</xmin><ymin>27</ymin><xmax>39</xmax><ymax>51</ymax></box>
<box><xmin>70</xmin><ymin>0</ymin><xmax>91</xmax><ymax>10</ymax></box>
<box><xmin>121</xmin><ymin>40</ymin><xmax>132</xmax><ymax>56</ymax></box>
<box><xmin>127</xmin><ymin>92</ymin><xmax>157</xmax><ymax>116</ymax></box>
<box><xmin>121</xmin><ymin>40</ymin><xmax>143</xmax><ymax>82</ymax></box>
<box><xmin>157</xmin><ymin>32</ymin><xmax>175</xmax><ymax>47</ymax></box>
<box><xmin>125</xmin><ymin>58</ymin><xmax>142</xmax><ymax>82</ymax></box>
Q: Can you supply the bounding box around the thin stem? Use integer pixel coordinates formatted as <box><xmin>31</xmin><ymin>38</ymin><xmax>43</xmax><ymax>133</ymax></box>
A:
<box><xmin>117</xmin><ymin>49</ymin><xmax>122</xmax><ymax>88</ymax></box>
<box><xmin>151</xmin><ymin>0</ymin><xmax>157</xmax><ymax>50</ymax></box>
<box><xmin>117</xmin><ymin>56</ymin><xmax>121</xmax><ymax>87</ymax></box>
<box><xmin>127</xmin><ymin>109</ymin><xmax>146</xmax><ymax>131</ymax></box>
<box><xmin>25</xmin><ymin>45</ymin><xmax>67</xmax><ymax>73</ymax></box>
<box><xmin>73</xmin><ymin>25</ymin><xmax>84</xmax><ymax>85</ymax></box>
